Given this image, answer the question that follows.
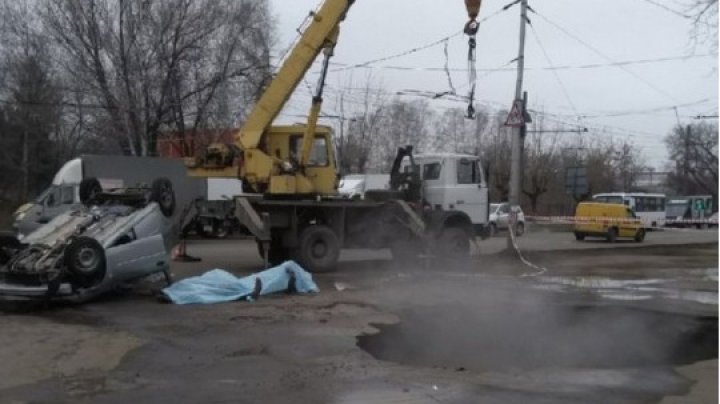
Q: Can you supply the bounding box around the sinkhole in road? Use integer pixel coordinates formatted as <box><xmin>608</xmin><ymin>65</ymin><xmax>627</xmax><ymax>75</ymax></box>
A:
<box><xmin>357</xmin><ymin>304</ymin><xmax>717</xmax><ymax>371</ymax></box>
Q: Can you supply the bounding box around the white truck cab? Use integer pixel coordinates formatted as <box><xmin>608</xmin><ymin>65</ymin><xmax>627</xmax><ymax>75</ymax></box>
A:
<box><xmin>407</xmin><ymin>153</ymin><xmax>490</xmax><ymax>234</ymax></box>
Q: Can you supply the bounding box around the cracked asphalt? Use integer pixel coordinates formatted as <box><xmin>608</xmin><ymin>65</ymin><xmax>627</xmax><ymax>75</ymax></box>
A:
<box><xmin>0</xmin><ymin>229</ymin><xmax>716</xmax><ymax>403</ymax></box>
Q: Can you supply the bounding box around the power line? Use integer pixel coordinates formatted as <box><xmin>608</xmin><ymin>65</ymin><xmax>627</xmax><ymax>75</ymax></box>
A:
<box><xmin>319</xmin><ymin>53</ymin><xmax>713</xmax><ymax>73</ymax></box>
<box><xmin>327</xmin><ymin>4</ymin><xmax>510</xmax><ymax>74</ymax></box>
<box><xmin>528</xmin><ymin>22</ymin><xmax>580</xmax><ymax>118</ymax></box>
<box><xmin>534</xmin><ymin>10</ymin><xmax>682</xmax><ymax>104</ymax></box>
<box><xmin>579</xmin><ymin>98</ymin><xmax>714</xmax><ymax>119</ymax></box>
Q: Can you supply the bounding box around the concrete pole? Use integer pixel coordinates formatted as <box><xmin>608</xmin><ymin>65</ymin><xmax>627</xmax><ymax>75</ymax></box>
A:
<box><xmin>507</xmin><ymin>0</ymin><xmax>528</xmax><ymax>250</ymax></box>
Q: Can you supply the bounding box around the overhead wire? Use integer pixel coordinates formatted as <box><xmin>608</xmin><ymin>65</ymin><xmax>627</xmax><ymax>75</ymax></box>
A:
<box><xmin>318</xmin><ymin>53</ymin><xmax>713</xmax><ymax>73</ymax></box>
<box><xmin>534</xmin><ymin>10</ymin><xmax>682</xmax><ymax>105</ymax></box>
<box><xmin>528</xmin><ymin>21</ymin><xmax>580</xmax><ymax>119</ymax></box>
<box><xmin>326</xmin><ymin>4</ymin><xmax>510</xmax><ymax>74</ymax></box>
<box><xmin>579</xmin><ymin>98</ymin><xmax>714</xmax><ymax>119</ymax></box>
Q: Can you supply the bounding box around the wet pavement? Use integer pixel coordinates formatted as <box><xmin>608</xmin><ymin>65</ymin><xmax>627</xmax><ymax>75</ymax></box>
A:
<box><xmin>0</xmin><ymin>230</ymin><xmax>716</xmax><ymax>403</ymax></box>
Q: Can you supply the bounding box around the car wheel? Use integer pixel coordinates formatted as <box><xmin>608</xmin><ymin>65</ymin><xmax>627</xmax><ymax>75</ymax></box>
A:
<box><xmin>65</xmin><ymin>236</ymin><xmax>107</xmax><ymax>287</ymax></box>
<box><xmin>574</xmin><ymin>232</ymin><xmax>585</xmax><ymax>241</ymax></box>
<box><xmin>79</xmin><ymin>178</ymin><xmax>102</xmax><ymax>206</ymax></box>
<box><xmin>634</xmin><ymin>229</ymin><xmax>646</xmax><ymax>243</ymax></box>
<box><xmin>437</xmin><ymin>227</ymin><xmax>470</xmax><ymax>258</ymax></box>
<box><xmin>515</xmin><ymin>222</ymin><xmax>525</xmax><ymax>237</ymax></box>
<box><xmin>150</xmin><ymin>178</ymin><xmax>176</xmax><ymax>217</ymax></box>
<box><xmin>489</xmin><ymin>222</ymin><xmax>497</xmax><ymax>237</ymax></box>
<box><xmin>606</xmin><ymin>227</ymin><xmax>618</xmax><ymax>243</ymax></box>
<box><xmin>293</xmin><ymin>225</ymin><xmax>340</xmax><ymax>273</ymax></box>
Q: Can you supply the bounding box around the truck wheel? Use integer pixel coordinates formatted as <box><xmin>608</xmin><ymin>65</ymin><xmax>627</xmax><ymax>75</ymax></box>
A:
<box><xmin>65</xmin><ymin>236</ymin><xmax>106</xmax><ymax>287</ymax></box>
<box><xmin>150</xmin><ymin>178</ymin><xmax>175</xmax><ymax>217</ymax></box>
<box><xmin>574</xmin><ymin>232</ymin><xmax>585</xmax><ymax>241</ymax></box>
<box><xmin>634</xmin><ymin>229</ymin><xmax>646</xmax><ymax>243</ymax></box>
<box><xmin>606</xmin><ymin>227</ymin><xmax>618</xmax><ymax>243</ymax></box>
<box><xmin>79</xmin><ymin>178</ymin><xmax>102</xmax><ymax>206</ymax></box>
<box><xmin>437</xmin><ymin>227</ymin><xmax>470</xmax><ymax>257</ymax></box>
<box><xmin>294</xmin><ymin>225</ymin><xmax>339</xmax><ymax>273</ymax></box>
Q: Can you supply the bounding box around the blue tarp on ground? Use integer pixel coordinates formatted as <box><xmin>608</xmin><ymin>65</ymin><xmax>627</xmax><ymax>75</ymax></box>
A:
<box><xmin>162</xmin><ymin>261</ymin><xmax>319</xmax><ymax>305</ymax></box>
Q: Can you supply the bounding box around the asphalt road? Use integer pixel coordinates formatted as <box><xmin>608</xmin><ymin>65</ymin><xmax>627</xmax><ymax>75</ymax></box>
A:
<box><xmin>0</xmin><ymin>227</ymin><xmax>716</xmax><ymax>403</ymax></box>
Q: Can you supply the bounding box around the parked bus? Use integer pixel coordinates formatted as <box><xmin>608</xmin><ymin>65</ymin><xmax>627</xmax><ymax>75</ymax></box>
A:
<box><xmin>665</xmin><ymin>195</ymin><xmax>713</xmax><ymax>228</ymax></box>
<box><xmin>592</xmin><ymin>192</ymin><xmax>666</xmax><ymax>228</ymax></box>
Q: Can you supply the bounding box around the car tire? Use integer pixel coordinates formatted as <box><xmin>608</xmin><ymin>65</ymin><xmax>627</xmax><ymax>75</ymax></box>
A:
<box><xmin>65</xmin><ymin>236</ymin><xmax>107</xmax><ymax>287</ymax></box>
<box><xmin>515</xmin><ymin>222</ymin><xmax>525</xmax><ymax>237</ymax></box>
<box><xmin>489</xmin><ymin>222</ymin><xmax>497</xmax><ymax>237</ymax></box>
<box><xmin>634</xmin><ymin>229</ymin><xmax>646</xmax><ymax>243</ymax></box>
<box><xmin>437</xmin><ymin>227</ymin><xmax>470</xmax><ymax>258</ymax></box>
<box><xmin>574</xmin><ymin>232</ymin><xmax>585</xmax><ymax>241</ymax></box>
<box><xmin>150</xmin><ymin>178</ymin><xmax>176</xmax><ymax>217</ymax></box>
<box><xmin>606</xmin><ymin>227</ymin><xmax>618</xmax><ymax>243</ymax></box>
<box><xmin>293</xmin><ymin>225</ymin><xmax>340</xmax><ymax>273</ymax></box>
<box><xmin>79</xmin><ymin>178</ymin><xmax>102</xmax><ymax>206</ymax></box>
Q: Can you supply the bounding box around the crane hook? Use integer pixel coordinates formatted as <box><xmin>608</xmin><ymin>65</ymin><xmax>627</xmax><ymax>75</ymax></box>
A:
<box><xmin>464</xmin><ymin>0</ymin><xmax>482</xmax><ymax>35</ymax></box>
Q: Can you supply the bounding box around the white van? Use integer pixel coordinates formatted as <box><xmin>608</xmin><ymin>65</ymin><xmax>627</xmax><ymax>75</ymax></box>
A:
<box><xmin>338</xmin><ymin>174</ymin><xmax>389</xmax><ymax>199</ymax></box>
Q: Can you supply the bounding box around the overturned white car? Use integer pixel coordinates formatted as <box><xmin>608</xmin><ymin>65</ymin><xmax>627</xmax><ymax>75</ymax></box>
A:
<box><xmin>0</xmin><ymin>178</ymin><xmax>176</xmax><ymax>303</ymax></box>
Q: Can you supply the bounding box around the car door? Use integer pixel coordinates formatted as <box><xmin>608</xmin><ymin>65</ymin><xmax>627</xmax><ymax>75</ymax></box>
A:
<box><xmin>106</xmin><ymin>233</ymin><xmax>169</xmax><ymax>281</ymax></box>
<box><xmin>496</xmin><ymin>204</ymin><xmax>511</xmax><ymax>229</ymax></box>
<box><xmin>453</xmin><ymin>158</ymin><xmax>488</xmax><ymax>225</ymax></box>
<box><xmin>619</xmin><ymin>209</ymin><xmax>638</xmax><ymax>238</ymax></box>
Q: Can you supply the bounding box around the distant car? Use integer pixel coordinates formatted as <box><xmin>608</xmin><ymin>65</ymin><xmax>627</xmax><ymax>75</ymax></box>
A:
<box><xmin>0</xmin><ymin>177</ymin><xmax>176</xmax><ymax>303</ymax></box>
<box><xmin>338</xmin><ymin>174</ymin><xmax>389</xmax><ymax>199</ymax></box>
<box><xmin>574</xmin><ymin>202</ymin><xmax>645</xmax><ymax>243</ymax></box>
<box><xmin>488</xmin><ymin>203</ymin><xmax>525</xmax><ymax>236</ymax></box>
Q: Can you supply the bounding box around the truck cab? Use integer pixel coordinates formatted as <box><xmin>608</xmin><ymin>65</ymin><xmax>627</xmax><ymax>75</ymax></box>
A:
<box><xmin>405</xmin><ymin>153</ymin><xmax>490</xmax><ymax>235</ymax></box>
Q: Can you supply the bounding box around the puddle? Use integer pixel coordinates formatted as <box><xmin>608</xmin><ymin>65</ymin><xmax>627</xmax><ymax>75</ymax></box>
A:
<box><xmin>533</xmin><ymin>272</ymin><xmax>718</xmax><ymax>305</ymax></box>
<box><xmin>358</xmin><ymin>304</ymin><xmax>717</xmax><ymax>372</ymax></box>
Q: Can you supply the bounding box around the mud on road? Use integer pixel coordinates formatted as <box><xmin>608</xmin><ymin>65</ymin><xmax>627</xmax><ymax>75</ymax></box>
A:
<box><xmin>0</xmin><ymin>236</ymin><xmax>716</xmax><ymax>404</ymax></box>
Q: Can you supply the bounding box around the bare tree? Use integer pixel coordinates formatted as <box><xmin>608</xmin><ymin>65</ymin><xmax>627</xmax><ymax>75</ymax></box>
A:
<box><xmin>0</xmin><ymin>1</ymin><xmax>63</xmax><ymax>201</ymax></box>
<box><xmin>369</xmin><ymin>99</ymin><xmax>433</xmax><ymax>171</ymax></box>
<box><xmin>665</xmin><ymin>122</ymin><xmax>718</xmax><ymax>201</ymax></box>
<box><xmin>40</xmin><ymin>0</ymin><xmax>273</xmax><ymax>156</ymax></box>
<box><xmin>331</xmin><ymin>75</ymin><xmax>387</xmax><ymax>174</ymax></box>
<box><xmin>687</xmin><ymin>0</ymin><xmax>718</xmax><ymax>51</ymax></box>
<box><xmin>522</xmin><ymin>123</ymin><xmax>561</xmax><ymax>213</ymax></box>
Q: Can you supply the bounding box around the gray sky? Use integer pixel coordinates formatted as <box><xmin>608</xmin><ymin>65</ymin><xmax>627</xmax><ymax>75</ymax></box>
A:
<box><xmin>270</xmin><ymin>0</ymin><xmax>718</xmax><ymax>168</ymax></box>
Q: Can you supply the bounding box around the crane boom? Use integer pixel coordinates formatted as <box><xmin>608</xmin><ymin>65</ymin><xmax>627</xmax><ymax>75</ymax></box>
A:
<box><xmin>187</xmin><ymin>0</ymin><xmax>484</xmax><ymax>197</ymax></box>
<box><xmin>237</xmin><ymin>0</ymin><xmax>353</xmax><ymax>151</ymax></box>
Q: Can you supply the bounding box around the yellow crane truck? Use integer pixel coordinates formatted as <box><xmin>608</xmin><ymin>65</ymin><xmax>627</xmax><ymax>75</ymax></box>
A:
<box><xmin>185</xmin><ymin>0</ymin><xmax>489</xmax><ymax>273</ymax></box>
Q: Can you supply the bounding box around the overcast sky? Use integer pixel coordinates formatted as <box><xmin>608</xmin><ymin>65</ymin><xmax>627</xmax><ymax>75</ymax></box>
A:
<box><xmin>269</xmin><ymin>0</ymin><xmax>718</xmax><ymax>168</ymax></box>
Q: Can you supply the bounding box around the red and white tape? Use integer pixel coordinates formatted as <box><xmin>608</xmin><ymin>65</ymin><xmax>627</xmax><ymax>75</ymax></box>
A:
<box><xmin>527</xmin><ymin>216</ymin><xmax>718</xmax><ymax>226</ymax></box>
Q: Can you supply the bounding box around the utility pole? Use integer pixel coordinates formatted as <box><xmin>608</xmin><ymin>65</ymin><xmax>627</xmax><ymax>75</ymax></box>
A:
<box><xmin>507</xmin><ymin>0</ymin><xmax>529</xmax><ymax>250</ymax></box>
<box><xmin>684</xmin><ymin>124</ymin><xmax>691</xmax><ymax>195</ymax></box>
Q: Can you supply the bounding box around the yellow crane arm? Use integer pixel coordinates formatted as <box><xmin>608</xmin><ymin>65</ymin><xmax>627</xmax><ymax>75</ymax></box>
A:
<box><xmin>236</xmin><ymin>0</ymin><xmax>354</xmax><ymax>151</ymax></box>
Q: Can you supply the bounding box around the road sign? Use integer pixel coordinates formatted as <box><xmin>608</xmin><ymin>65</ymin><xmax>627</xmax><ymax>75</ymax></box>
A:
<box><xmin>504</xmin><ymin>100</ymin><xmax>526</xmax><ymax>127</ymax></box>
<box><xmin>565</xmin><ymin>166</ymin><xmax>588</xmax><ymax>197</ymax></box>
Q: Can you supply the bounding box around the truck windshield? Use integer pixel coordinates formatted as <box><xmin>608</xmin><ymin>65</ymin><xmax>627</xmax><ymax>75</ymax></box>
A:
<box><xmin>457</xmin><ymin>159</ymin><xmax>481</xmax><ymax>184</ymax></box>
